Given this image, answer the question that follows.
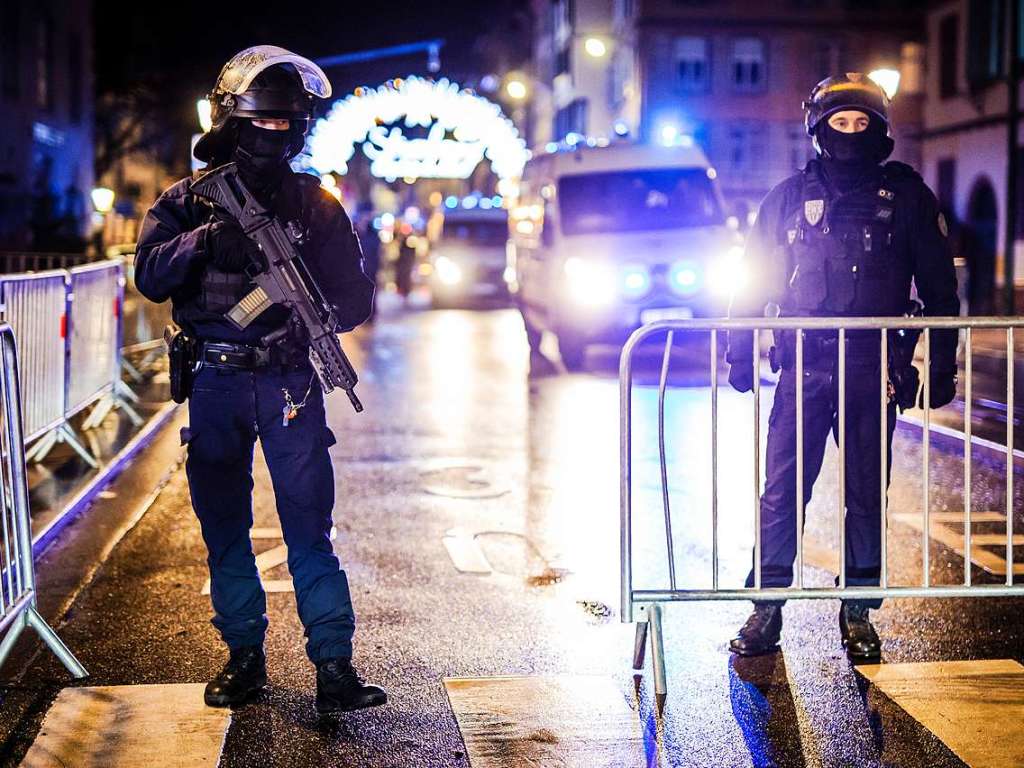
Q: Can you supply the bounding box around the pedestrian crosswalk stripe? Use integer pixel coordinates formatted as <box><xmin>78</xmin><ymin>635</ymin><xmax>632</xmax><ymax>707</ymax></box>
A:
<box><xmin>444</xmin><ymin>675</ymin><xmax>646</xmax><ymax>767</ymax></box>
<box><xmin>891</xmin><ymin>511</ymin><xmax>1024</xmax><ymax>576</ymax></box>
<box><xmin>856</xmin><ymin>659</ymin><xmax>1024</xmax><ymax>768</ymax></box>
<box><xmin>20</xmin><ymin>683</ymin><xmax>229</xmax><ymax>767</ymax></box>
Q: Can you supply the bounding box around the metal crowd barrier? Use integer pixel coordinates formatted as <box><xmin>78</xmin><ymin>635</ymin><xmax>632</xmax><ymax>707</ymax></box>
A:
<box><xmin>0</xmin><ymin>323</ymin><xmax>87</xmax><ymax>677</ymax></box>
<box><xmin>620</xmin><ymin>316</ymin><xmax>1024</xmax><ymax>705</ymax></box>
<box><xmin>0</xmin><ymin>259</ymin><xmax>140</xmax><ymax>468</ymax></box>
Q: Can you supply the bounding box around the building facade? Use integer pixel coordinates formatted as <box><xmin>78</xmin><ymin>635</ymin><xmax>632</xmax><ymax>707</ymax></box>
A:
<box><xmin>0</xmin><ymin>0</ymin><xmax>94</xmax><ymax>253</ymax></box>
<box><xmin>531</xmin><ymin>0</ymin><xmax>926</xmax><ymax>219</ymax></box>
<box><xmin>921</xmin><ymin>0</ymin><xmax>1020</xmax><ymax>314</ymax></box>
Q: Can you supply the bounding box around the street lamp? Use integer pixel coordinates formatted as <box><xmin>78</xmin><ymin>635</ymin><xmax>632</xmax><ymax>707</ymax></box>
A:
<box><xmin>505</xmin><ymin>78</ymin><xmax>528</xmax><ymax>101</ymax></box>
<box><xmin>584</xmin><ymin>37</ymin><xmax>608</xmax><ymax>58</ymax></box>
<box><xmin>197</xmin><ymin>99</ymin><xmax>213</xmax><ymax>133</ymax></box>
<box><xmin>90</xmin><ymin>187</ymin><xmax>115</xmax><ymax>214</ymax></box>
<box><xmin>868</xmin><ymin>69</ymin><xmax>901</xmax><ymax>100</ymax></box>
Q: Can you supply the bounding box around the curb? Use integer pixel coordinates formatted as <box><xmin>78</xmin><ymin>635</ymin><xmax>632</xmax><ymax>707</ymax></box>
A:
<box><xmin>31</xmin><ymin>400</ymin><xmax>181</xmax><ymax>556</ymax></box>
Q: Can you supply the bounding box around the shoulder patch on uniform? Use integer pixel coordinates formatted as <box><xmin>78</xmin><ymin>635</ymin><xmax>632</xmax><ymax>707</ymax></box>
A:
<box><xmin>804</xmin><ymin>199</ymin><xmax>825</xmax><ymax>226</ymax></box>
<box><xmin>937</xmin><ymin>212</ymin><xmax>948</xmax><ymax>237</ymax></box>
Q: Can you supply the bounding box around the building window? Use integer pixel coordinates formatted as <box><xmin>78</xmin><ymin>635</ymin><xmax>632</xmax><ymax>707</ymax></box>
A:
<box><xmin>68</xmin><ymin>35</ymin><xmax>82</xmax><ymax>122</ymax></box>
<box><xmin>726</xmin><ymin>121</ymin><xmax>768</xmax><ymax>173</ymax></box>
<box><xmin>35</xmin><ymin>14</ymin><xmax>54</xmax><ymax>111</ymax></box>
<box><xmin>675</xmin><ymin>37</ymin><xmax>709</xmax><ymax>93</ymax></box>
<box><xmin>937</xmin><ymin>158</ymin><xmax>956</xmax><ymax>214</ymax></box>
<box><xmin>939</xmin><ymin>14</ymin><xmax>959</xmax><ymax>98</ymax></box>
<box><xmin>1</xmin><ymin>5</ymin><xmax>19</xmax><ymax>100</ymax></box>
<box><xmin>788</xmin><ymin>123</ymin><xmax>813</xmax><ymax>171</ymax></box>
<box><xmin>813</xmin><ymin>40</ymin><xmax>844</xmax><ymax>77</ymax></box>
<box><xmin>555</xmin><ymin>98</ymin><xmax>588</xmax><ymax>141</ymax></box>
<box><xmin>731</xmin><ymin>38</ymin><xmax>765</xmax><ymax>94</ymax></box>
<box><xmin>966</xmin><ymin>0</ymin><xmax>1004</xmax><ymax>90</ymax></box>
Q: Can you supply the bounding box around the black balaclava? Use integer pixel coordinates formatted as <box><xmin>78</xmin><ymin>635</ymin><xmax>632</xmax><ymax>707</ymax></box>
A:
<box><xmin>233</xmin><ymin>120</ymin><xmax>294</xmax><ymax>192</ymax></box>
<box><xmin>814</xmin><ymin>115</ymin><xmax>893</xmax><ymax>192</ymax></box>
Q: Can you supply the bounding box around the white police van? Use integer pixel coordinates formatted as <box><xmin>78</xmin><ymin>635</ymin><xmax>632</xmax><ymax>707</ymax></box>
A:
<box><xmin>507</xmin><ymin>141</ymin><xmax>743</xmax><ymax>370</ymax></box>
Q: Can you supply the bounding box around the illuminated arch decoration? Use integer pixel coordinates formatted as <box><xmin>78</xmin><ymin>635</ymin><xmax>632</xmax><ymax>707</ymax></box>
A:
<box><xmin>300</xmin><ymin>77</ymin><xmax>530</xmax><ymax>182</ymax></box>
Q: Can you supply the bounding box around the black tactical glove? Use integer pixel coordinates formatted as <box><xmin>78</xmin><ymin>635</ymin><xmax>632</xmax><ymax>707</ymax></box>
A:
<box><xmin>918</xmin><ymin>368</ymin><xmax>957</xmax><ymax>409</ymax></box>
<box><xmin>728</xmin><ymin>361</ymin><xmax>755</xmax><ymax>393</ymax></box>
<box><xmin>206</xmin><ymin>220</ymin><xmax>261</xmax><ymax>273</ymax></box>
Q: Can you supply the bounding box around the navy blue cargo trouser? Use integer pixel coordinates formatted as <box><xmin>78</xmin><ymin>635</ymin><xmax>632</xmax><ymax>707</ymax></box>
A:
<box><xmin>183</xmin><ymin>364</ymin><xmax>355</xmax><ymax>661</ymax></box>
<box><xmin>745</xmin><ymin>355</ymin><xmax>898</xmax><ymax>609</ymax></box>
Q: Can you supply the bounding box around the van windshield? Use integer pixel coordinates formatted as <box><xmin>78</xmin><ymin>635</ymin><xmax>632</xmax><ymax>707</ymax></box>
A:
<box><xmin>442</xmin><ymin>219</ymin><xmax>508</xmax><ymax>246</ymax></box>
<box><xmin>558</xmin><ymin>168</ymin><xmax>723</xmax><ymax>235</ymax></box>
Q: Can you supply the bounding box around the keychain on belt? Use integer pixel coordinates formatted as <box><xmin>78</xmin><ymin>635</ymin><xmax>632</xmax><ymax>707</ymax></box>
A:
<box><xmin>281</xmin><ymin>376</ymin><xmax>315</xmax><ymax>427</ymax></box>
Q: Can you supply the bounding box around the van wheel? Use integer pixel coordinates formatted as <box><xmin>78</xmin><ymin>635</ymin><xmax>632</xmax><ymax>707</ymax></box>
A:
<box><xmin>558</xmin><ymin>335</ymin><xmax>588</xmax><ymax>372</ymax></box>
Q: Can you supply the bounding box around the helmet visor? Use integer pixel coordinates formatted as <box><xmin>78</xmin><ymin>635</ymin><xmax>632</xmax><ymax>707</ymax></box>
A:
<box><xmin>216</xmin><ymin>45</ymin><xmax>332</xmax><ymax>99</ymax></box>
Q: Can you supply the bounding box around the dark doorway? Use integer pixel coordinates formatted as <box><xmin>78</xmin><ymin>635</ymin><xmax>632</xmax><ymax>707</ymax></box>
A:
<box><xmin>965</xmin><ymin>177</ymin><xmax>998</xmax><ymax>315</ymax></box>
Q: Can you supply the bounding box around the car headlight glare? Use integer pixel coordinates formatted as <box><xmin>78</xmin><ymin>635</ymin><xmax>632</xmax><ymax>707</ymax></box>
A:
<box><xmin>621</xmin><ymin>264</ymin><xmax>651</xmax><ymax>299</ymax></box>
<box><xmin>707</xmin><ymin>245</ymin><xmax>748</xmax><ymax>297</ymax></box>
<box><xmin>669</xmin><ymin>261</ymin><xmax>701</xmax><ymax>295</ymax></box>
<box><xmin>564</xmin><ymin>256</ymin><xmax>617</xmax><ymax>307</ymax></box>
<box><xmin>435</xmin><ymin>256</ymin><xmax>463</xmax><ymax>286</ymax></box>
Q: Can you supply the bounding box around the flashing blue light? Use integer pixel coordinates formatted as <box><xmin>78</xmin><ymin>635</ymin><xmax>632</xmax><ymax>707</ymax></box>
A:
<box><xmin>622</xmin><ymin>265</ymin><xmax>651</xmax><ymax>298</ymax></box>
<box><xmin>491</xmin><ymin>195</ymin><xmax>502</xmax><ymax>207</ymax></box>
<box><xmin>614</xmin><ymin>120</ymin><xmax>629</xmax><ymax>137</ymax></box>
<box><xmin>444</xmin><ymin>195</ymin><xmax>458</xmax><ymax>209</ymax></box>
<box><xmin>565</xmin><ymin>132</ymin><xmax>581</xmax><ymax>146</ymax></box>
<box><xmin>670</xmin><ymin>262</ymin><xmax>700</xmax><ymax>294</ymax></box>
<box><xmin>462</xmin><ymin>196</ymin><xmax>479</xmax><ymax>209</ymax></box>
<box><xmin>659</xmin><ymin>123</ymin><xmax>680</xmax><ymax>147</ymax></box>
<box><xmin>545</xmin><ymin>142</ymin><xmax>558</xmax><ymax>154</ymax></box>
<box><xmin>480</xmin><ymin>198</ymin><xmax>493</xmax><ymax>210</ymax></box>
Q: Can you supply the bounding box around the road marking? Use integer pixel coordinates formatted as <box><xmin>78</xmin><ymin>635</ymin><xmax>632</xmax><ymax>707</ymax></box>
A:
<box><xmin>201</xmin><ymin>526</ymin><xmax>337</xmax><ymax>594</ymax></box>
<box><xmin>418</xmin><ymin>458</ymin><xmax>512</xmax><ymax>499</ymax></box>
<box><xmin>20</xmin><ymin>683</ymin><xmax>229</xmax><ymax>767</ymax></box>
<box><xmin>856</xmin><ymin>660</ymin><xmax>1024</xmax><ymax>768</ymax></box>
<box><xmin>442</xmin><ymin>528</ymin><xmax>492</xmax><ymax>574</ymax></box>
<box><xmin>891</xmin><ymin>511</ymin><xmax>1023</xmax><ymax>576</ymax></box>
<box><xmin>444</xmin><ymin>675</ymin><xmax>646</xmax><ymax>767</ymax></box>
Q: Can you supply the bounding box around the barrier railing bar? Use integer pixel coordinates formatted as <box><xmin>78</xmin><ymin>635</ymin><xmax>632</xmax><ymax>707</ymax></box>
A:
<box><xmin>838</xmin><ymin>328</ymin><xmax>847</xmax><ymax>589</ymax></box>
<box><xmin>1008</xmin><ymin>327</ymin><xmax>1015</xmax><ymax>586</ymax></box>
<box><xmin>630</xmin><ymin>317</ymin><xmax>1024</xmax><ymax>332</ymax></box>
<box><xmin>632</xmin><ymin>585</ymin><xmax>1024</xmax><ymax>602</ymax></box>
<box><xmin>965</xmin><ymin>328</ymin><xmax>973</xmax><ymax>587</ymax></box>
<box><xmin>753</xmin><ymin>328</ymin><xmax>761</xmax><ymax>590</ymax></box>
<box><xmin>619</xmin><ymin>329</ymin><xmax>635</xmax><ymax>624</ymax></box>
<box><xmin>880</xmin><ymin>328</ymin><xmax>888</xmax><ymax>589</ymax></box>
<box><xmin>710</xmin><ymin>329</ymin><xmax>719</xmax><ymax>592</ymax></box>
<box><xmin>795</xmin><ymin>330</ymin><xmax>804</xmax><ymax>588</ymax></box>
<box><xmin>923</xmin><ymin>328</ymin><xmax>931</xmax><ymax>588</ymax></box>
<box><xmin>658</xmin><ymin>331</ymin><xmax>677</xmax><ymax>591</ymax></box>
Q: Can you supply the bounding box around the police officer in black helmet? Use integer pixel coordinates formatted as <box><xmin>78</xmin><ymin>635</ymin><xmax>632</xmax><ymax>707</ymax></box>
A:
<box><xmin>135</xmin><ymin>46</ymin><xmax>386</xmax><ymax>712</ymax></box>
<box><xmin>726</xmin><ymin>74</ymin><xmax>960</xmax><ymax>659</ymax></box>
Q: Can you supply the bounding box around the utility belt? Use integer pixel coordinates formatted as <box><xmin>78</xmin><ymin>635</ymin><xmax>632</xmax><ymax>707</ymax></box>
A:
<box><xmin>164</xmin><ymin>324</ymin><xmax>308</xmax><ymax>402</ymax></box>
<box><xmin>768</xmin><ymin>330</ymin><xmax>883</xmax><ymax>372</ymax></box>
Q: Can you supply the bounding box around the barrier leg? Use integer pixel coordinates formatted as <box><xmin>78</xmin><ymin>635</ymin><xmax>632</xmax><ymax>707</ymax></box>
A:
<box><xmin>633</xmin><ymin>613</ymin><xmax>648</xmax><ymax>671</ymax></box>
<box><xmin>649</xmin><ymin>603</ymin><xmax>667</xmax><ymax>710</ymax></box>
<box><xmin>25</xmin><ymin>607</ymin><xmax>88</xmax><ymax>678</ymax></box>
<box><xmin>114</xmin><ymin>382</ymin><xmax>143</xmax><ymax>425</ymax></box>
<box><xmin>24</xmin><ymin>430</ymin><xmax>58</xmax><ymax>464</ymax></box>
<box><xmin>82</xmin><ymin>396</ymin><xmax>114</xmax><ymax>431</ymax></box>
<box><xmin>0</xmin><ymin>611</ymin><xmax>29</xmax><ymax>668</ymax></box>
<box><xmin>121</xmin><ymin>357</ymin><xmax>145</xmax><ymax>384</ymax></box>
<box><xmin>57</xmin><ymin>424</ymin><xmax>99</xmax><ymax>469</ymax></box>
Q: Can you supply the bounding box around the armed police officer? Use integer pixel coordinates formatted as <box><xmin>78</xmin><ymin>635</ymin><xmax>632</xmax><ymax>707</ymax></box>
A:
<box><xmin>135</xmin><ymin>46</ymin><xmax>386</xmax><ymax>713</ymax></box>
<box><xmin>726</xmin><ymin>74</ymin><xmax>960</xmax><ymax>660</ymax></box>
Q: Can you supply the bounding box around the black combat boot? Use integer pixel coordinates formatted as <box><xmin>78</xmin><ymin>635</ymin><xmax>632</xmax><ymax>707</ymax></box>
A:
<box><xmin>204</xmin><ymin>645</ymin><xmax>267</xmax><ymax>707</ymax></box>
<box><xmin>839</xmin><ymin>603</ymin><xmax>881</xmax><ymax>660</ymax></box>
<box><xmin>729</xmin><ymin>603</ymin><xmax>783</xmax><ymax>656</ymax></box>
<box><xmin>315</xmin><ymin>657</ymin><xmax>388</xmax><ymax>714</ymax></box>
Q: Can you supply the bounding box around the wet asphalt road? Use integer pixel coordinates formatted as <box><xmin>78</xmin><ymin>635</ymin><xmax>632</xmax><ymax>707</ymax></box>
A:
<box><xmin>2</xmin><ymin>299</ymin><xmax>1024</xmax><ymax>767</ymax></box>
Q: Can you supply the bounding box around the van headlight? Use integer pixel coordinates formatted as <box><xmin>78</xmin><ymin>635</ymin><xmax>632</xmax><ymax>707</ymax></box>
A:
<box><xmin>564</xmin><ymin>257</ymin><xmax>617</xmax><ymax>307</ymax></box>
<box><xmin>435</xmin><ymin>256</ymin><xmax>463</xmax><ymax>286</ymax></box>
<box><xmin>669</xmin><ymin>261</ymin><xmax>701</xmax><ymax>296</ymax></box>
<box><xmin>707</xmin><ymin>245</ymin><xmax>748</xmax><ymax>297</ymax></box>
<box><xmin>621</xmin><ymin>264</ymin><xmax>652</xmax><ymax>300</ymax></box>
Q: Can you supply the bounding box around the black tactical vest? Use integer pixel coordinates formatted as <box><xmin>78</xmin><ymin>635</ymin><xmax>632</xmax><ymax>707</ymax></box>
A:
<box><xmin>784</xmin><ymin>162</ymin><xmax>905</xmax><ymax>318</ymax></box>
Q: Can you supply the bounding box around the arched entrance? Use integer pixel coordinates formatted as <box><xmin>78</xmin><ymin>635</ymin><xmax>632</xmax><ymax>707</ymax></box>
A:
<box><xmin>964</xmin><ymin>177</ymin><xmax>998</xmax><ymax>315</ymax></box>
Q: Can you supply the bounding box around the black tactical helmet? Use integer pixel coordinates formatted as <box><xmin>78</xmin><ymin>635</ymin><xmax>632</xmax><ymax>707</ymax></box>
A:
<box><xmin>803</xmin><ymin>73</ymin><xmax>891</xmax><ymax>137</ymax></box>
<box><xmin>194</xmin><ymin>45</ymin><xmax>332</xmax><ymax>163</ymax></box>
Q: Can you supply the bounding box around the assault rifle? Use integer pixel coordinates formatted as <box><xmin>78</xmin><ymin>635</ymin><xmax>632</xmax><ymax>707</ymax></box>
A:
<box><xmin>192</xmin><ymin>162</ymin><xmax>363</xmax><ymax>413</ymax></box>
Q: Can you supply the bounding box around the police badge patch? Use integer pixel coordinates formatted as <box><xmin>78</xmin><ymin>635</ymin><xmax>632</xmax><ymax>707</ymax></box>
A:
<box><xmin>804</xmin><ymin>200</ymin><xmax>825</xmax><ymax>226</ymax></box>
<box><xmin>937</xmin><ymin>212</ymin><xmax>948</xmax><ymax>237</ymax></box>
